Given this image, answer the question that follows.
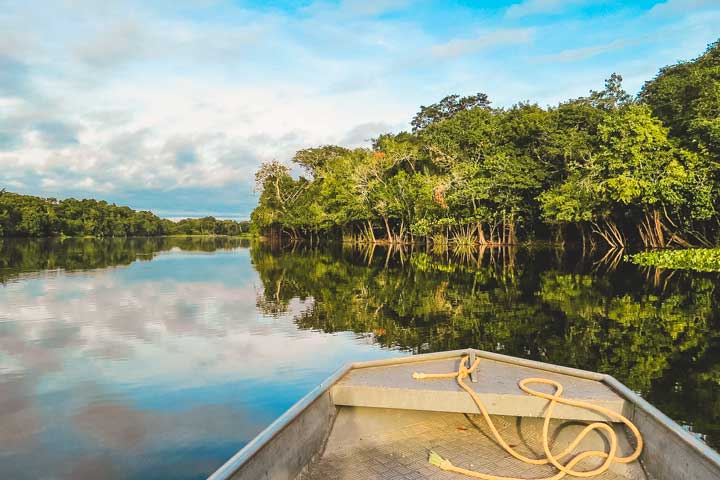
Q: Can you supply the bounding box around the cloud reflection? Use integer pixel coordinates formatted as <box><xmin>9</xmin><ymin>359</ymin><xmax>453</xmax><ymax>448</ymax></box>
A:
<box><xmin>0</xmin><ymin>244</ymin><xmax>401</xmax><ymax>480</ymax></box>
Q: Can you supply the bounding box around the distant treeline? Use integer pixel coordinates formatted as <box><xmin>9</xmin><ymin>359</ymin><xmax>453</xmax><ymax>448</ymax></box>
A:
<box><xmin>0</xmin><ymin>191</ymin><xmax>250</xmax><ymax>237</ymax></box>
<box><xmin>251</xmin><ymin>39</ymin><xmax>720</xmax><ymax>250</ymax></box>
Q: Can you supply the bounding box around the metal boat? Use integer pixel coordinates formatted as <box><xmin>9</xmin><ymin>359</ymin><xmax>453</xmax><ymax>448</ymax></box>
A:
<box><xmin>208</xmin><ymin>349</ymin><xmax>720</xmax><ymax>480</ymax></box>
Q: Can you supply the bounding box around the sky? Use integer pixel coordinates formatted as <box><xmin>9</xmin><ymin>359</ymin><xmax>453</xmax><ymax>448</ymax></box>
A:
<box><xmin>0</xmin><ymin>0</ymin><xmax>718</xmax><ymax>220</ymax></box>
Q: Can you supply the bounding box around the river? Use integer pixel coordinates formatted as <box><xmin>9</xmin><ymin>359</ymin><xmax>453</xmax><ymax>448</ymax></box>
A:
<box><xmin>1</xmin><ymin>237</ymin><xmax>718</xmax><ymax>479</ymax></box>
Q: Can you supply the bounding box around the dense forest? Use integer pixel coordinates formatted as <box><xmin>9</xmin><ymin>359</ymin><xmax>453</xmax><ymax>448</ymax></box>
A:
<box><xmin>0</xmin><ymin>190</ymin><xmax>250</xmax><ymax>237</ymax></box>
<box><xmin>251</xmin><ymin>39</ymin><xmax>720</xmax><ymax>250</ymax></box>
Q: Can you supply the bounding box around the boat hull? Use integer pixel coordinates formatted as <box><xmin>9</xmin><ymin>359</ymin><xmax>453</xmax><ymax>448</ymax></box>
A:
<box><xmin>208</xmin><ymin>349</ymin><xmax>720</xmax><ymax>480</ymax></box>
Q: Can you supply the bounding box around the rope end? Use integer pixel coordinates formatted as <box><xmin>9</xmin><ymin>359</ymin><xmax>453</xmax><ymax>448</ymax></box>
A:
<box><xmin>428</xmin><ymin>450</ymin><xmax>453</xmax><ymax>470</ymax></box>
<box><xmin>412</xmin><ymin>372</ymin><xmax>425</xmax><ymax>379</ymax></box>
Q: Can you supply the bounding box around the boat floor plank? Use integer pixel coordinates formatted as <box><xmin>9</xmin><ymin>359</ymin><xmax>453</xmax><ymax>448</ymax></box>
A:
<box><xmin>299</xmin><ymin>407</ymin><xmax>646</xmax><ymax>480</ymax></box>
<box><xmin>332</xmin><ymin>357</ymin><xmax>628</xmax><ymax>421</ymax></box>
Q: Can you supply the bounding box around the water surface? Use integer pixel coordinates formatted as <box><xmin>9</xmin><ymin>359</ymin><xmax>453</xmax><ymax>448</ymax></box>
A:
<box><xmin>1</xmin><ymin>238</ymin><xmax>719</xmax><ymax>479</ymax></box>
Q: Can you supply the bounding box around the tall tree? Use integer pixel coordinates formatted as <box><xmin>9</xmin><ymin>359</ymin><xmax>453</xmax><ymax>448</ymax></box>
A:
<box><xmin>641</xmin><ymin>39</ymin><xmax>720</xmax><ymax>156</ymax></box>
<box><xmin>411</xmin><ymin>92</ymin><xmax>491</xmax><ymax>132</ymax></box>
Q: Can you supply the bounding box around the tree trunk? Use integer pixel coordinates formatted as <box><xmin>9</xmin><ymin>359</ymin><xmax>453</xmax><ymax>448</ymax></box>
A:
<box><xmin>366</xmin><ymin>220</ymin><xmax>376</xmax><ymax>244</ymax></box>
<box><xmin>592</xmin><ymin>220</ymin><xmax>624</xmax><ymax>249</ymax></box>
<box><xmin>477</xmin><ymin>223</ymin><xmax>487</xmax><ymax>244</ymax></box>
<box><xmin>508</xmin><ymin>211</ymin><xmax>516</xmax><ymax>245</ymax></box>
<box><xmin>382</xmin><ymin>216</ymin><xmax>393</xmax><ymax>243</ymax></box>
<box><xmin>501</xmin><ymin>210</ymin><xmax>506</xmax><ymax>245</ymax></box>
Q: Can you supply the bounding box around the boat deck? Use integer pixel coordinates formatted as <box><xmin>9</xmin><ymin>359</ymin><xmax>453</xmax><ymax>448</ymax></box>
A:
<box><xmin>300</xmin><ymin>407</ymin><xmax>647</xmax><ymax>480</ymax></box>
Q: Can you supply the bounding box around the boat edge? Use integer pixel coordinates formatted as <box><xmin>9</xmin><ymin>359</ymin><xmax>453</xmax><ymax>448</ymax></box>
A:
<box><xmin>206</xmin><ymin>350</ymin><xmax>468</xmax><ymax>480</ymax></box>
<box><xmin>206</xmin><ymin>362</ymin><xmax>351</xmax><ymax>480</ymax></box>
<box><xmin>206</xmin><ymin>348</ymin><xmax>720</xmax><ymax>480</ymax></box>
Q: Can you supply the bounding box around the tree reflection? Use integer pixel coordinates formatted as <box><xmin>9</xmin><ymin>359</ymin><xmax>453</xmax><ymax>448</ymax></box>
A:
<box><xmin>251</xmin><ymin>243</ymin><xmax>720</xmax><ymax>448</ymax></box>
<box><xmin>0</xmin><ymin>237</ymin><xmax>250</xmax><ymax>283</ymax></box>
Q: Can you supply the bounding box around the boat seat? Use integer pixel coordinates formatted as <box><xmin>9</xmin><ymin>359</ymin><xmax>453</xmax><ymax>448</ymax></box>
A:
<box><xmin>331</xmin><ymin>357</ymin><xmax>630</xmax><ymax>422</ymax></box>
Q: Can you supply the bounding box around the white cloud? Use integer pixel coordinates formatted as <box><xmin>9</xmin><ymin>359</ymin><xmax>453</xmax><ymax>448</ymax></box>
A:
<box><xmin>0</xmin><ymin>30</ymin><xmax>34</xmax><ymax>57</ymax></box>
<box><xmin>41</xmin><ymin>177</ymin><xmax>60</xmax><ymax>189</ymax></box>
<box><xmin>304</xmin><ymin>0</ymin><xmax>413</xmax><ymax>18</ymax></box>
<box><xmin>75</xmin><ymin>20</ymin><xmax>150</xmax><ymax>69</ymax></box>
<box><xmin>0</xmin><ymin>76</ymin><xmax>410</xmax><ymax>194</ymax></box>
<box><xmin>431</xmin><ymin>29</ymin><xmax>535</xmax><ymax>59</ymax></box>
<box><xmin>340</xmin><ymin>121</ymin><xmax>399</xmax><ymax>146</ymax></box>
<box><xmin>4</xmin><ymin>179</ymin><xmax>25</xmax><ymax>189</ymax></box>
<box><xmin>505</xmin><ymin>0</ymin><xmax>580</xmax><ymax>18</ymax></box>
<box><xmin>340</xmin><ymin>0</ymin><xmax>412</xmax><ymax>16</ymax></box>
<box><xmin>0</xmin><ymin>0</ymin><xmax>422</xmax><ymax>204</ymax></box>
<box><xmin>648</xmin><ymin>0</ymin><xmax>720</xmax><ymax>16</ymax></box>
<box><xmin>537</xmin><ymin>39</ymin><xmax>630</xmax><ymax>63</ymax></box>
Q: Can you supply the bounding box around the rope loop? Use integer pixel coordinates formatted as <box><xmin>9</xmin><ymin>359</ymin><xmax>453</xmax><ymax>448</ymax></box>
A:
<box><xmin>413</xmin><ymin>356</ymin><xmax>643</xmax><ymax>480</ymax></box>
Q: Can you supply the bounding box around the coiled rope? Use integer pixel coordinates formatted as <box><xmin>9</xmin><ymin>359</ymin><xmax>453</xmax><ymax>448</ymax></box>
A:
<box><xmin>412</xmin><ymin>356</ymin><xmax>643</xmax><ymax>480</ymax></box>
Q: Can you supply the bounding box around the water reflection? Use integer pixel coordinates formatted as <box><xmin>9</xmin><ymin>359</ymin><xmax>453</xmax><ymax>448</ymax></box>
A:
<box><xmin>0</xmin><ymin>236</ymin><xmax>252</xmax><ymax>283</ymax></box>
<box><xmin>1</xmin><ymin>238</ymin><xmax>719</xmax><ymax>479</ymax></box>
<box><xmin>253</xmin><ymin>242</ymin><xmax>720</xmax><ymax>448</ymax></box>
<box><xmin>0</xmin><ymin>238</ymin><xmax>402</xmax><ymax>480</ymax></box>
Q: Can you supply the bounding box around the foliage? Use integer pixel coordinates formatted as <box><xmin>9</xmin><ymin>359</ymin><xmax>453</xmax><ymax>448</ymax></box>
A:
<box><xmin>411</xmin><ymin>93</ymin><xmax>491</xmax><ymax>132</ymax></box>
<box><xmin>251</xmin><ymin>39</ymin><xmax>720</xmax><ymax>249</ymax></box>
<box><xmin>628</xmin><ymin>248</ymin><xmax>720</xmax><ymax>272</ymax></box>
<box><xmin>0</xmin><ymin>190</ymin><xmax>250</xmax><ymax>237</ymax></box>
<box><xmin>167</xmin><ymin>217</ymin><xmax>250</xmax><ymax>236</ymax></box>
<box><xmin>641</xmin><ymin>39</ymin><xmax>720</xmax><ymax>156</ymax></box>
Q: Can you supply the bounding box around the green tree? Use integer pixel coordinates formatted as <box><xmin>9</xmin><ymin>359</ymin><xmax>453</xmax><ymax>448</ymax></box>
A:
<box><xmin>411</xmin><ymin>92</ymin><xmax>491</xmax><ymax>132</ymax></box>
<box><xmin>641</xmin><ymin>39</ymin><xmax>720</xmax><ymax>156</ymax></box>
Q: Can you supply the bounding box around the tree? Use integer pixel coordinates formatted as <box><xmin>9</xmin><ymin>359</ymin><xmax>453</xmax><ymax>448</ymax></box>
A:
<box><xmin>249</xmin><ymin>39</ymin><xmax>720</xmax><ymax>248</ymax></box>
<box><xmin>411</xmin><ymin>92</ymin><xmax>491</xmax><ymax>132</ymax></box>
<box><xmin>293</xmin><ymin>145</ymin><xmax>351</xmax><ymax>177</ymax></box>
<box><xmin>586</xmin><ymin>73</ymin><xmax>633</xmax><ymax>111</ymax></box>
<box><xmin>641</xmin><ymin>39</ymin><xmax>720</xmax><ymax>156</ymax></box>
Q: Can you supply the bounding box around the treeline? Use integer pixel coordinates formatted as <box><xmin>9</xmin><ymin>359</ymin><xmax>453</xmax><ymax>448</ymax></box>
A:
<box><xmin>170</xmin><ymin>217</ymin><xmax>250</xmax><ymax>236</ymax></box>
<box><xmin>251</xmin><ymin>39</ymin><xmax>720</xmax><ymax>250</ymax></box>
<box><xmin>0</xmin><ymin>190</ymin><xmax>250</xmax><ymax>237</ymax></box>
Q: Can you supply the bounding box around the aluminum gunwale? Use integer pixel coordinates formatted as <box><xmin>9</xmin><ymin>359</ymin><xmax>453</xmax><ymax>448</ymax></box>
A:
<box><xmin>346</xmin><ymin>349</ymin><xmax>606</xmax><ymax>381</ymax></box>
<box><xmin>468</xmin><ymin>349</ymin><xmax>607</xmax><ymax>380</ymax></box>
<box><xmin>603</xmin><ymin>374</ymin><xmax>720</xmax><ymax>467</ymax></box>
<box><xmin>207</xmin><ymin>363</ymin><xmax>352</xmax><ymax>480</ymax></box>
<box><xmin>349</xmin><ymin>349</ymin><xmax>466</xmax><ymax>369</ymax></box>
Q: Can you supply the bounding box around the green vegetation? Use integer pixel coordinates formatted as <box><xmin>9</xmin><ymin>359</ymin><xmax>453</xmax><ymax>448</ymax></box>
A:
<box><xmin>252</xmin><ymin>40</ymin><xmax>720</xmax><ymax>250</ymax></box>
<box><xmin>628</xmin><ymin>248</ymin><xmax>720</xmax><ymax>272</ymax></box>
<box><xmin>0</xmin><ymin>190</ymin><xmax>250</xmax><ymax>237</ymax></box>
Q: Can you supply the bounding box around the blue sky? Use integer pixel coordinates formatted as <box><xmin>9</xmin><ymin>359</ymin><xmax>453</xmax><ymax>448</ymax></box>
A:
<box><xmin>0</xmin><ymin>0</ymin><xmax>718</xmax><ymax>219</ymax></box>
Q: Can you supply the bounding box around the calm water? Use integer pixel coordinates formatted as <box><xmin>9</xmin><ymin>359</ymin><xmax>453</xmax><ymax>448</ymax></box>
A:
<box><xmin>1</xmin><ymin>238</ymin><xmax>719</xmax><ymax>479</ymax></box>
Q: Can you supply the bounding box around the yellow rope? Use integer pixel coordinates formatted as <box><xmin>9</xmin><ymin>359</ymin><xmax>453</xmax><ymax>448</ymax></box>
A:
<box><xmin>412</xmin><ymin>356</ymin><xmax>643</xmax><ymax>480</ymax></box>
